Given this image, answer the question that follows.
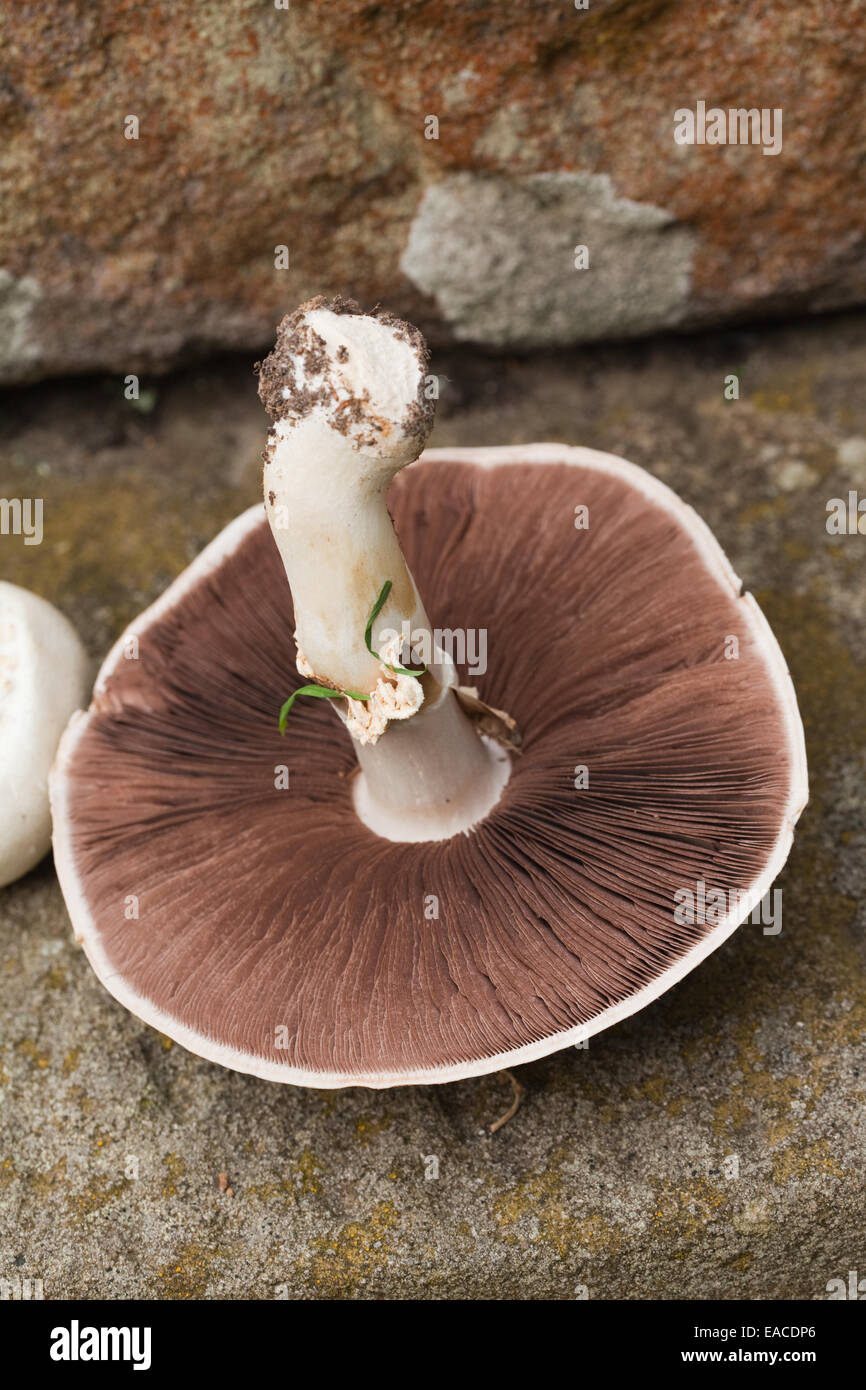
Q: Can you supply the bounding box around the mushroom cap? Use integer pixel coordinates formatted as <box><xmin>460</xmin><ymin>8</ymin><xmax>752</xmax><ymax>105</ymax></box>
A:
<box><xmin>51</xmin><ymin>446</ymin><xmax>807</xmax><ymax>1087</ymax></box>
<box><xmin>0</xmin><ymin>582</ymin><xmax>90</xmax><ymax>887</ymax></box>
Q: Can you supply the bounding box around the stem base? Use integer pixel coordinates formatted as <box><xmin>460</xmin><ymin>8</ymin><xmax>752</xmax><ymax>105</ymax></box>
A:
<box><xmin>351</xmin><ymin>688</ymin><xmax>512</xmax><ymax>842</ymax></box>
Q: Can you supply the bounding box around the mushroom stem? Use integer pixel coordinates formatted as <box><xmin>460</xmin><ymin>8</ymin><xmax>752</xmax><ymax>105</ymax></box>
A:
<box><xmin>351</xmin><ymin>679</ymin><xmax>511</xmax><ymax>843</ymax></box>
<box><xmin>258</xmin><ymin>298</ymin><xmax>511</xmax><ymax>840</ymax></box>
<box><xmin>264</xmin><ymin>411</ymin><xmax>435</xmax><ymax>697</ymax></box>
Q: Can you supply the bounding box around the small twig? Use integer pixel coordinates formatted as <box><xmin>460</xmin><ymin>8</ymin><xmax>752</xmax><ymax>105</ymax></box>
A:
<box><xmin>488</xmin><ymin>1069</ymin><xmax>526</xmax><ymax>1134</ymax></box>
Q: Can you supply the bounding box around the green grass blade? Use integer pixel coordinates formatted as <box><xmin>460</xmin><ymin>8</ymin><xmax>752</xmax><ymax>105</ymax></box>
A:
<box><xmin>279</xmin><ymin>683</ymin><xmax>369</xmax><ymax>734</ymax></box>
<box><xmin>363</xmin><ymin>578</ymin><xmax>427</xmax><ymax>677</ymax></box>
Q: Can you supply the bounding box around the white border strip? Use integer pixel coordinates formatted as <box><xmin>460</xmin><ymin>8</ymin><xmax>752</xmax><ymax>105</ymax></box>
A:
<box><xmin>50</xmin><ymin>447</ymin><xmax>808</xmax><ymax>1089</ymax></box>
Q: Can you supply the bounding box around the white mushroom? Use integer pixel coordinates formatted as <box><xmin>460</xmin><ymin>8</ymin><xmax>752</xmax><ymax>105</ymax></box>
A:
<box><xmin>0</xmin><ymin>582</ymin><xmax>90</xmax><ymax>886</ymax></box>
<box><xmin>48</xmin><ymin>304</ymin><xmax>808</xmax><ymax>1090</ymax></box>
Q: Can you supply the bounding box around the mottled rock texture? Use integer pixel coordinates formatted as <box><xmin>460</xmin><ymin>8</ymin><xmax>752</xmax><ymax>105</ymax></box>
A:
<box><xmin>1</xmin><ymin>0</ymin><xmax>864</xmax><ymax>380</ymax></box>
<box><xmin>0</xmin><ymin>311</ymin><xmax>864</xmax><ymax>1298</ymax></box>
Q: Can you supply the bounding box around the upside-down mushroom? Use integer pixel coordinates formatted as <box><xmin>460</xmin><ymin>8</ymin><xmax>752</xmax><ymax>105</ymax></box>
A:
<box><xmin>50</xmin><ymin>299</ymin><xmax>807</xmax><ymax>1086</ymax></box>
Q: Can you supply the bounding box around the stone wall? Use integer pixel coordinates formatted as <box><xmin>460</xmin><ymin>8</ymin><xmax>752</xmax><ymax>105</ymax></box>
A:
<box><xmin>1</xmin><ymin>0</ymin><xmax>864</xmax><ymax>380</ymax></box>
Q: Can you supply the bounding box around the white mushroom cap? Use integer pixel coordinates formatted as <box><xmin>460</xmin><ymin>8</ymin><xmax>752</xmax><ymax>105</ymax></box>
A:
<box><xmin>0</xmin><ymin>582</ymin><xmax>90</xmax><ymax>887</ymax></box>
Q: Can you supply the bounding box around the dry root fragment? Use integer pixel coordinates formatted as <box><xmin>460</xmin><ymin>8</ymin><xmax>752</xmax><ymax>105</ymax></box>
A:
<box><xmin>489</xmin><ymin>1069</ymin><xmax>527</xmax><ymax>1134</ymax></box>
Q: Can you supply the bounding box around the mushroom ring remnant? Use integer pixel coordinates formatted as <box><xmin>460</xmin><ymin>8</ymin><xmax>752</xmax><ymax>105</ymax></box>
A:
<box><xmin>51</xmin><ymin>444</ymin><xmax>807</xmax><ymax>1086</ymax></box>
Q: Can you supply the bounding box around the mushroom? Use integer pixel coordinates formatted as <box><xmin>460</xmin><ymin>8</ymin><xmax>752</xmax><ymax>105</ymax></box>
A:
<box><xmin>0</xmin><ymin>582</ymin><xmax>89</xmax><ymax>887</ymax></box>
<box><xmin>50</xmin><ymin>299</ymin><xmax>807</xmax><ymax>1087</ymax></box>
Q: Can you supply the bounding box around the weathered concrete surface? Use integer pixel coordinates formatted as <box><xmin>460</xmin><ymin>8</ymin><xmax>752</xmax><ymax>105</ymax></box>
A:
<box><xmin>0</xmin><ymin>312</ymin><xmax>865</xmax><ymax>1299</ymax></box>
<box><xmin>2</xmin><ymin>0</ymin><xmax>865</xmax><ymax>380</ymax></box>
